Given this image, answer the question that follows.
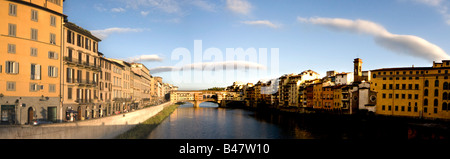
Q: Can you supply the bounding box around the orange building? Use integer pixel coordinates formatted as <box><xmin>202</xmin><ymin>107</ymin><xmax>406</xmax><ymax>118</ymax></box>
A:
<box><xmin>0</xmin><ymin>0</ymin><xmax>64</xmax><ymax>124</ymax></box>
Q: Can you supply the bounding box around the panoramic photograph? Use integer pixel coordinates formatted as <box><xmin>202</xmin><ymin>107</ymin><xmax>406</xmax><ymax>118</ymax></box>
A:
<box><xmin>1</xmin><ymin>0</ymin><xmax>449</xmax><ymax>156</ymax></box>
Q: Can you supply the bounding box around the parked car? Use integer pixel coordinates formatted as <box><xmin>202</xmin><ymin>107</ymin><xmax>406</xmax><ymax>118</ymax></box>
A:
<box><xmin>31</xmin><ymin>119</ymin><xmax>53</xmax><ymax>126</ymax></box>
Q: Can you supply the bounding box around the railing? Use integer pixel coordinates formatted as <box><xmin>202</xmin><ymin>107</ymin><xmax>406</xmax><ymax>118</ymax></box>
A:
<box><xmin>113</xmin><ymin>98</ymin><xmax>132</xmax><ymax>102</ymax></box>
<box><xmin>75</xmin><ymin>99</ymin><xmax>94</xmax><ymax>104</ymax></box>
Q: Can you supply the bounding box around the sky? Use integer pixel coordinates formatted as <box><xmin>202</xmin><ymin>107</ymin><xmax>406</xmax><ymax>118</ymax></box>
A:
<box><xmin>63</xmin><ymin>0</ymin><xmax>450</xmax><ymax>90</ymax></box>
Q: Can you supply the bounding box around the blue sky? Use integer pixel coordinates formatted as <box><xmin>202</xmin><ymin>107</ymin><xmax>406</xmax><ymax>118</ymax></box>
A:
<box><xmin>63</xmin><ymin>0</ymin><xmax>450</xmax><ymax>90</ymax></box>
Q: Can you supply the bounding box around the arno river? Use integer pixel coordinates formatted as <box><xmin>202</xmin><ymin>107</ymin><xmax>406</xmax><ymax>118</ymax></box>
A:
<box><xmin>146</xmin><ymin>102</ymin><xmax>442</xmax><ymax>139</ymax></box>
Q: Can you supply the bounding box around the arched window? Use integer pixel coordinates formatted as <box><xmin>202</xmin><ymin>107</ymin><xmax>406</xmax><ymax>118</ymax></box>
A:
<box><xmin>434</xmin><ymin>99</ymin><xmax>438</xmax><ymax>107</ymax></box>
<box><xmin>444</xmin><ymin>82</ymin><xmax>449</xmax><ymax>90</ymax></box>
<box><xmin>444</xmin><ymin>92</ymin><xmax>448</xmax><ymax>100</ymax></box>
<box><xmin>435</xmin><ymin>80</ymin><xmax>439</xmax><ymax>87</ymax></box>
<box><xmin>425</xmin><ymin>80</ymin><xmax>429</xmax><ymax>87</ymax></box>
<box><xmin>435</xmin><ymin>89</ymin><xmax>439</xmax><ymax>97</ymax></box>
<box><xmin>424</xmin><ymin>89</ymin><xmax>428</xmax><ymax>96</ymax></box>
<box><xmin>443</xmin><ymin>102</ymin><xmax>447</xmax><ymax>111</ymax></box>
<box><xmin>424</xmin><ymin>99</ymin><xmax>428</xmax><ymax>106</ymax></box>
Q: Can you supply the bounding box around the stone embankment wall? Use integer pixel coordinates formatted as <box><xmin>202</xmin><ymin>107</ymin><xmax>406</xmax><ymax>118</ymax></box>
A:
<box><xmin>0</xmin><ymin>102</ymin><xmax>172</xmax><ymax>139</ymax></box>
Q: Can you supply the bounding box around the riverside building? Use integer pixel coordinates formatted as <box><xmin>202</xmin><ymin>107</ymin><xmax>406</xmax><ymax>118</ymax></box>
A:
<box><xmin>0</xmin><ymin>0</ymin><xmax>64</xmax><ymax>124</ymax></box>
<box><xmin>371</xmin><ymin>60</ymin><xmax>450</xmax><ymax>120</ymax></box>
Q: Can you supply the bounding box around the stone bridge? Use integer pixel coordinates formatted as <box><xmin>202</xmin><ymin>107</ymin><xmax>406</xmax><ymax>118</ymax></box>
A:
<box><xmin>170</xmin><ymin>90</ymin><xmax>243</xmax><ymax>108</ymax></box>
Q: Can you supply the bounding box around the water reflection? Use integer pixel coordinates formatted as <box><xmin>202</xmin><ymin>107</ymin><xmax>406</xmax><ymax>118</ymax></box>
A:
<box><xmin>147</xmin><ymin>102</ymin><xmax>311</xmax><ymax>139</ymax></box>
<box><xmin>147</xmin><ymin>102</ymin><xmax>417</xmax><ymax>139</ymax></box>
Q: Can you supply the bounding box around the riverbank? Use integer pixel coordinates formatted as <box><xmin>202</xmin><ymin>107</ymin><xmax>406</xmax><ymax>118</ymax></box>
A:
<box><xmin>233</xmin><ymin>106</ymin><xmax>450</xmax><ymax>139</ymax></box>
<box><xmin>115</xmin><ymin>104</ymin><xmax>180</xmax><ymax>139</ymax></box>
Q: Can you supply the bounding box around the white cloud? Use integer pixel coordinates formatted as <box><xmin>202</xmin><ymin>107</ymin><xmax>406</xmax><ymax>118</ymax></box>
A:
<box><xmin>191</xmin><ymin>0</ymin><xmax>216</xmax><ymax>12</ymax></box>
<box><xmin>226</xmin><ymin>0</ymin><xmax>252</xmax><ymax>15</ymax></box>
<box><xmin>91</xmin><ymin>27</ymin><xmax>147</xmax><ymax>40</ymax></box>
<box><xmin>149</xmin><ymin>61</ymin><xmax>267</xmax><ymax>74</ymax></box>
<box><xmin>297</xmin><ymin>16</ymin><xmax>450</xmax><ymax>62</ymax></box>
<box><xmin>127</xmin><ymin>55</ymin><xmax>164</xmax><ymax>63</ymax></box>
<box><xmin>409</xmin><ymin>0</ymin><xmax>450</xmax><ymax>25</ymax></box>
<box><xmin>123</xmin><ymin>0</ymin><xmax>180</xmax><ymax>13</ymax></box>
<box><xmin>141</xmin><ymin>11</ymin><xmax>150</xmax><ymax>16</ymax></box>
<box><xmin>111</xmin><ymin>7</ymin><xmax>126</xmax><ymax>12</ymax></box>
<box><xmin>241</xmin><ymin>20</ymin><xmax>281</xmax><ymax>28</ymax></box>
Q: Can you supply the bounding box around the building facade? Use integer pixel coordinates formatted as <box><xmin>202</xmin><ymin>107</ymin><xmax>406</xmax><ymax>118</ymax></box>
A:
<box><xmin>1</xmin><ymin>0</ymin><xmax>64</xmax><ymax>124</ymax></box>
<box><xmin>62</xmin><ymin>21</ymin><xmax>101</xmax><ymax>121</ymax></box>
<box><xmin>371</xmin><ymin>60</ymin><xmax>450</xmax><ymax>120</ymax></box>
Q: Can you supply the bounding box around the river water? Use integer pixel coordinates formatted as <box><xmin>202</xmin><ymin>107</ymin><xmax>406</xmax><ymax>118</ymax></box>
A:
<box><xmin>147</xmin><ymin>102</ymin><xmax>429</xmax><ymax>139</ymax></box>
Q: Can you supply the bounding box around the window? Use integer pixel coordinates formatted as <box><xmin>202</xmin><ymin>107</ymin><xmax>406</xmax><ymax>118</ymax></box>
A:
<box><xmin>77</xmin><ymin>70</ymin><xmax>82</xmax><ymax>83</ymax></box>
<box><xmin>395</xmin><ymin>106</ymin><xmax>398</xmax><ymax>111</ymax></box>
<box><xmin>444</xmin><ymin>92</ymin><xmax>448</xmax><ymax>100</ymax></box>
<box><xmin>31</xmin><ymin>9</ymin><xmax>38</xmax><ymax>21</ymax></box>
<box><xmin>5</xmin><ymin>61</ymin><xmax>19</xmax><ymax>74</ymax></box>
<box><xmin>401</xmin><ymin>106</ymin><xmax>405</xmax><ymax>111</ymax></box>
<box><xmin>9</xmin><ymin>4</ymin><xmax>17</xmax><ymax>16</ymax></box>
<box><xmin>30</xmin><ymin>48</ymin><xmax>37</xmax><ymax>56</ymax></box>
<box><xmin>408</xmin><ymin>94</ymin><xmax>412</xmax><ymax>99</ymax></box>
<box><xmin>415</xmin><ymin>84</ymin><xmax>419</xmax><ymax>90</ymax></box>
<box><xmin>67</xmin><ymin>30</ymin><xmax>74</xmax><ymax>44</ymax></box>
<box><xmin>31</xmin><ymin>28</ymin><xmax>38</xmax><ymax>41</ymax></box>
<box><xmin>30</xmin><ymin>64</ymin><xmax>41</xmax><ymax>80</ymax></box>
<box><xmin>6</xmin><ymin>82</ymin><xmax>16</xmax><ymax>91</ymax></box>
<box><xmin>444</xmin><ymin>82</ymin><xmax>449</xmax><ymax>90</ymax></box>
<box><xmin>48</xmin><ymin>51</ymin><xmax>58</xmax><ymax>60</ymax></box>
<box><xmin>382</xmin><ymin>105</ymin><xmax>385</xmax><ymax>111</ymax></box>
<box><xmin>396</xmin><ymin>84</ymin><xmax>399</xmax><ymax>89</ymax></box>
<box><xmin>0</xmin><ymin>65</ymin><xmax>2</xmax><ymax>73</ymax></box>
<box><xmin>435</xmin><ymin>89</ymin><xmax>439</xmax><ymax>97</ymax></box>
<box><xmin>68</xmin><ymin>87</ymin><xmax>73</xmax><ymax>99</ymax></box>
<box><xmin>415</xmin><ymin>94</ymin><xmax>419</xmax><ymax>99</ymax></box>
<box><xmin>383</xmin><ymin>84</ymin><xmax>386</xmax><ymax>89</ymax></box>
<box><xmin>443</xmin><ymin>103</ymin><xmax>447</xmax><ymax>111</ymax></box>
<box><xmin>30</xmin><ymin>83</ymin><xmax>40</xmax><ymax>92</ymax></box>
<box><xmin>48</xmin><ymin>0</ymin><xmax>61</xmax><ymax>6</ymax></box>
<box><xmin>49</xmin><ymin>84</ymin><xmax>56</xmax><ymax>92</ymax></box>
<box><xmin>50</xmin><ymin>33</ymin><xmax>56</xmax><ymax>44</ymax></box>
<box><xmin>67</xmin><ymin>68</ymin><xmax>74</xmax><ymax>83</ymax></box>
<box><xmin>7</xmin><ymin>44</ymin><xmax>16</xmax><ymax>54</ymax></box>
<box><xmin>77</xmin><ymin>34</ymin><xmax>82</xmax><ymax>47</ymax></box>
<box><xmin>434</xmin><ymin>99</ymin><xmax>438</xmax><ymax>107</ymax></box>
<box><xmin>50</xmin><ymin>15</ymin><xmax>56</xmax><ymax>26</ymax></box>
<box><xmin>424</xmin><ymin>99</ymin><xmax>428</xmax><ymax>106</ymax></box>
<box><xmin>85</xmin><ymin>37</ymin><xmax>90</xmax><ymax>50</ymax></box>
<box><xmin>424</xmin><ymin>89</ymin><xmax>428</xmax><ymax>96</ymax></box>
<box><xmin>48</xmin><ymin>66</ymin><xmax>58</xmax><ymax>77</ymax></box>
<box><xmin>389</xmin><ymin>84</ymin><xmax>393</xmax><ymax>89</ymax></box>
<box><xmin>8</xmin><ymin>24</ymin><xmax>16</xmax><ymax>37</ymax></box>
<box><xmin>435</xmin><ymin>80</ymin><xmax>439</xmax><ymax>87</ymax></box>
<box><xmin>425</xmin><ymin>80</ymin><xmax>429</xmax><ymax>87</ymax></box>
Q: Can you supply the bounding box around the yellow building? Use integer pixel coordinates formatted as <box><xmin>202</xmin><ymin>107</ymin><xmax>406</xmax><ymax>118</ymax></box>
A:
<box><xmin>312</xmin><ymin>82</ymin><xmax>323</xmax><ymax>109</ymax></box>
<box><xmin>62</xmin><ymin>21</ymin><xmax>101</xmax><ymax>121</ymax></box>
<box><xmin>0</xmin><ymin>0</ymin><xmax>64</xmax><ymax>124</ymax></box>
<box><xmin>371</xmin><ymin>60</ymin><xmax>450</xmax><ymax>120</ymax></box>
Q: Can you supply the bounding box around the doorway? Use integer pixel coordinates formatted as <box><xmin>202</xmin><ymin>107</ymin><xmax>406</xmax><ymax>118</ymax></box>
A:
<box><xmin>28</xmin><ymin>107</ymin><xmax>34</xmax><ymax>124</ymax></box>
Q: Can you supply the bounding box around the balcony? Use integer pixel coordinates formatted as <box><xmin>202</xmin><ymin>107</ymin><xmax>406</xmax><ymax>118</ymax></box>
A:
<box><xmin>75</xmin><ymin>80</ymin><xmax>97</xmax><ymax>87</ymax></box>
<box><xmin>75</xmin><ymin>99</ymin><xmax>94</xmax><ymax>104</ymax></box>
<box><xmin>113</xmin><ymin>98</ymin><xmax>132</xmax><ymax>102</ymax></box>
